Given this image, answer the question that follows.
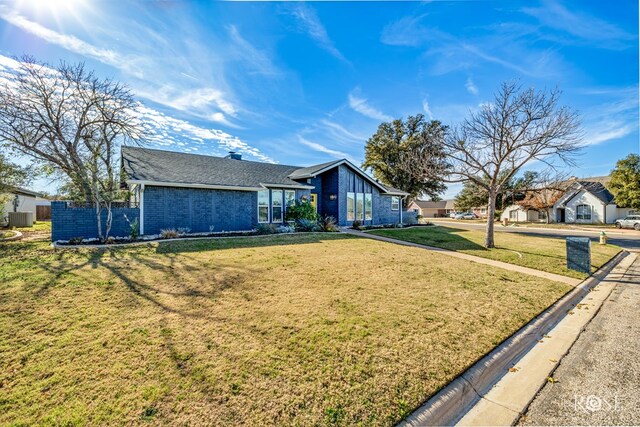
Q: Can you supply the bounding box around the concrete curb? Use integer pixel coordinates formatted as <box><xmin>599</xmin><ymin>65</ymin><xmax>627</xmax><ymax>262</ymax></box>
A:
<box><xmin>400</xmin><ymin>250</ymin><xmax>630</xmax><ymax>427</ymax></box>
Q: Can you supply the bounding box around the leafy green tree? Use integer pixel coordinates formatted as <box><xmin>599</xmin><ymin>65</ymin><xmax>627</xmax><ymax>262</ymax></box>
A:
<box><xmin>362</xmin><ymin>114</ymin><xmax>449</xmax><ymax>203</ymax></box>
<box><xmin>608</xmin><ymin>154</ymin><xmax>640</xmax><ymax>209</ymax></box>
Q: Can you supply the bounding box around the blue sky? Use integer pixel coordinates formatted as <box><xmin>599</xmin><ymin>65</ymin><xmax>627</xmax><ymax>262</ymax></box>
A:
<box><xmin>0</xmin><ymin>0</ymin><xmax>638</xmax><ymax>198</ymax></box>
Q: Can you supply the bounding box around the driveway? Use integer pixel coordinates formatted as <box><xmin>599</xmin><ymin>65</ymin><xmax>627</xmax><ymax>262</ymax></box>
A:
<box><xmin>430</xmin><ymin>220</ymin><xmax>640</xmax><ymax>250</ymax></box>
<box><xmin>518</xmin><ymin>255</ymin><xmax>640</xmax><ymax>425</ymax></box>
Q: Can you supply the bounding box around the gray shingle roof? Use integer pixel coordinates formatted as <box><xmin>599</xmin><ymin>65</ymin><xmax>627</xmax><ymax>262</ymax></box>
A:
<box><xmin>121</xmin><ymin>147</ymin><xmax>409</xmax><ymax>195</ymax></box>
<box><xmin>577</xmin><ymin>181</ymin><xmax>615</xmax><ymax>205</ymax></box>
<box><xmin>121</xmin><ymin>147</ymin><xmax>309</xmax><ymax>189</ymax></box>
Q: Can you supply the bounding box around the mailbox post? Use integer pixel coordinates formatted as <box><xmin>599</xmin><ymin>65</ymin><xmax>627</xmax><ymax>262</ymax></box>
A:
<box><xmin>566</xmin><ymin>237</ymin><xmax>591</xmax><ymax>274</ymax></box>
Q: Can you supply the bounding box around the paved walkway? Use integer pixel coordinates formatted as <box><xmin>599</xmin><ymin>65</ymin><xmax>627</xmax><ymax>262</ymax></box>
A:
<box><xmin>342</xmin><ymin>228</ymin><xmax>581</xmax><ymax>286</ymax></box>
<box><xmin>518</xmin><ymin>255</ymin><xmax>640</xmax><ymax>426</ymax></box>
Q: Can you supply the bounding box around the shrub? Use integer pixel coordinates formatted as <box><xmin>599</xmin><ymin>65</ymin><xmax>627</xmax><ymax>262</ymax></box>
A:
<box><xmin>295</xmin><ymin>218</ymin><xmax>319</xmax><ymax>232</ymax></box>
<box><xmin>129</xmin><ymin>217</ymin><xmax>140</xmax><ymax>241</ymax></box>
<box><xmin>285</xmin><ymin>200</ymin><xmax>317</xmax><ymax>222</ymax></box>
<box><xmin>256</xmin><ymin>223</ymin><xmax>278</xmax><ymax>235</ymax></box>
<box><xmin>160</xmin><ymin>229</ymin><xmax>179</xmax><ymax>239</ymax></box>
<box><xmin>394</xmin><ymin>222</ymin><xmax>404</xmax><ymax>228</ymax></box>
<box><xmin>177</xmin><ymin>227</ymin><xmax>191</xmax><ymax>236</ymax></box>
<box><xmin>404</xmin><ymin>215</ymin><xmax>418</xmax><ymax>225</ymax></box>
<box><xmin>68</xmin><ymin>236</ymin><xmax>84</xmax><ymax>245</ymax></box>
<box><xmin>318</xmin><ymin>215</ymin><xmax>338</xmax><ymax>232</ymax></box>
<box><xmin>351</xmin><ymin>219</ymin><xmax>362</xmax><ymax>230</ymax></box>
<box><xmin>277</xmin><ymin>224</ymin><xmax>295</xmax><ymax>233</ymax></box>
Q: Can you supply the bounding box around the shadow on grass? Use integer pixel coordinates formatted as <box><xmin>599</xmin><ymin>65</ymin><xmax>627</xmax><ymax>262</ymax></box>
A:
<box><xmin>18</xmin><ymin>233</ymin><xmax>355</xmax><ymax>318</ymax></box>
<box><xmin>153</xmin><ymin>232</ymin><xmax>354</xmax><ymax>255</ymax></box>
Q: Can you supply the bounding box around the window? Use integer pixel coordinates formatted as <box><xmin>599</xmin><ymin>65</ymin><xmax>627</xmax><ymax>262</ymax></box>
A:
<box><xmin>391</xmin><ymin>196</ymin><xmax>400</xmax><ymax>211</ymax></box>
<box><xmin>272</xmin><ymin>190</ymin><xmax>283</xmax><ymax>223</ymax></box>
<box><xmin>365</xmin><ymin>193</ymin><xmax>372</xmax><ymax>220</ymax></box>
<box><xmin>576</xmin><ymin>204</ymin><xmax>591</xmax><ymax>221</ymax></box>
<box><xmin>285</xmin><ymin>190</ymin><xmax>296</xmax><ymax>208</ymax></box>
<box><xmin>258</xmin><ymin>190</ymin><xmax>269</xmax><ymax>223</ymax></box>
<box><xmin>509</xmin><ymin>209</ymin><xmax>518</xmax><ymax>220</ymax></box>
<box><xmin>355</xmin><ymin>192</ymin><xmax>364</xmax><ymax>220</ymax></box>
<box><xmin>347</xmin><ymin>192</ymin><xmax>355</xmax><ymax>221</ymax></box>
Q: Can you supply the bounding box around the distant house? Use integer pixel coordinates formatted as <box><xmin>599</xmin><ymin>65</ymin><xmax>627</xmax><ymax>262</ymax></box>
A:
<box><xmin>1</xmin><ymin>187</ymin><xmax>41</xmax><ymax>226</ymax></box>
<box><xmin>551</xmin><ymin>179</ymin><xmax>635</xmax><ymax>224</ymax></box>
<box><xmin>119</xmin><ymin>147</ymin><xmax>409</xmax><ymax>235</ymax></box>
<box><xmin>499</xmin><ymin>178</ymin><xmax>637</xmax><ymax>224</ymax></box>
<box><xmin>406</xmin><ymin>199</ymin><xmax>456</xmax><ymax>218</ymax></box>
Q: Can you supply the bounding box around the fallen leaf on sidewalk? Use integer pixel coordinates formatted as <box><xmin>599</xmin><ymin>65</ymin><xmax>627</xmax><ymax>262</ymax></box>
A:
<box><xmin>549</xmin><ymin>359</ymin><xmax>558</xmax><ymax>363</ymax></box>
<box><xmin>547</xmin><ymin>377</ymin><xmax>559</xmax><ymax>383</ymax></box>
<box><xmin>544</xmin><ymin>335</ymin><xmax>552</xmax><ymax>339</ymax></box>
<box><xmin>509</xmin><ymin>367</ymin><xmax>520</xmax><ymax>373</ymax></box>
<box><xmin>568</xmin><ymin>310</ymin><xmax>575</xmax><ymax>315</ymax></box>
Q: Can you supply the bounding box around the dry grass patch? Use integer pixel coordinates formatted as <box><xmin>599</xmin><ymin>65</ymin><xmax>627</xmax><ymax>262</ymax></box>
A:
<box><xmin>0</xmin><ymin>234</ymin><xmax>571</xmax><ymax>426</ymax></box>
<box><xmin>369</xmin><ymin>226</ymin><xmax>621</xmax><ymax>279</ymax></box>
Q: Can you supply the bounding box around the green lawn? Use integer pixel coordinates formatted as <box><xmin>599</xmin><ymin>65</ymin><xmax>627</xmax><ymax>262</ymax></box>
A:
<box><xmin>368</xmin><ymin>226</ymin><xmax>621</xmax><ymax>279</ymax></box>
<box><xmin>0</xmin><ymin>234</ymin><xmax>571</xmax><ymax>426</ymax></box>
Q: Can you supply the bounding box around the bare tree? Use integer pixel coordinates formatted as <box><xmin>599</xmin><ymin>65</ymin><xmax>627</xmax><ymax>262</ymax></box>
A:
<box><xmin>443</xmin><ymin>82</ymin><xmax>581</xmax><ymax>247</ymax></box>
<box><xmin>517</xmin><ymin>171</ymin><xmax>570</xmax><ymax>224</ymax></box>
<box><xmin>0</xmin><ymin>56</ymin><xmax>143</xmax><ymax>240</ymax></box>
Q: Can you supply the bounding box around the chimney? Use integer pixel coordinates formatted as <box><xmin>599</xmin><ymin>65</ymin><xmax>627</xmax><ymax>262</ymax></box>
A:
<box><xmin>226</xmin><ymin>151</ymin><xmax>242</xmax><ymax>160</ymax></box>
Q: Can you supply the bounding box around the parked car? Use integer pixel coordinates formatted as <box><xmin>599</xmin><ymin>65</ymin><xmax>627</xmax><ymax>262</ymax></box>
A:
<box><xmin>449</xmin><ymin>211</ymin><xmax>460</xmax><ymax>218</ymax></box>
<box><xmin>615</xmin><ymin>215</ymin><xmax>640</xmax><ymax>230</ymax></box>
<box><xmin>454</xmin><ymin>212</ymin><xmax>476</xmax><ymax>220</ymax></box>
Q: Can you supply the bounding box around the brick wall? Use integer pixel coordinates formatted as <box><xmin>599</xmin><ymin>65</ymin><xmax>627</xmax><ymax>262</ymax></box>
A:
<box><xmin>51</xmin><ymin>201</ymin><xmax>139</xmax><ymax>241</ymax></box>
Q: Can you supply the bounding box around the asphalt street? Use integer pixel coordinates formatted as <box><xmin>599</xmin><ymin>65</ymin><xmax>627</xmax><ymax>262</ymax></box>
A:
<box><xmin>430</xmin><ymin>220</ymin><xmax>640</xmax><ymax>250</ymax></box>
<box><xmin>518</xmin><ymin>255</ymin><xmax>640</xmax><ymax>425</ymax></box>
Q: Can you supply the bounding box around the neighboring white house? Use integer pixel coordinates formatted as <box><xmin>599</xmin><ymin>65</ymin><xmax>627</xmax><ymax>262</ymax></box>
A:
<box><xmin>1</xmin><ymin>187</ymin><xmax>40</xmax><ymax>226</ymax></box>
<box><xmin>499</xmin><ymin>179</ymin><xmax>637</xmax><ymax>224</ymax></box>
<box><xmin>501</xmin><ymin>205</ymin><xmax>546</xmax><ymax>222</ymax></box>
<box><xmin>551</xmin><ymin>180</ymin><xmax>635</xmax><ymax>224</ymax></box>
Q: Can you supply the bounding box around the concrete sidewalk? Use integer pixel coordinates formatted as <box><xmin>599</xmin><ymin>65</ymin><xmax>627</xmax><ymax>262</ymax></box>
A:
<box><xmin>342</xmin><ymin>228</ymin><xmax>581</xmax><ymax>286</ymax></box>
<box><xmin>518</xmin><ymin>255</ymin><xmax>640</xmax><ymax>426</ymax></box>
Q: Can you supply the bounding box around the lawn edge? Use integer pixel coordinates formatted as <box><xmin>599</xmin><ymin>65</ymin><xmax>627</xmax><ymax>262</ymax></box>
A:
<box><xmin>400</xmin><ymin>249</ymin><xmax>630</xmax><ymax>427</ymax></box>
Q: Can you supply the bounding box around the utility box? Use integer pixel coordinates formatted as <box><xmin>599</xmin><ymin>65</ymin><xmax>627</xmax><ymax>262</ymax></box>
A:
<box><xmin>566</xmin><ymin>237</ymin><xmax>591</xmax><ymax>274</ymax></box>
<box><xmin>8</xmin><ymin>212</ymin><xmax>34</xmax><ymax>228</ymax></box>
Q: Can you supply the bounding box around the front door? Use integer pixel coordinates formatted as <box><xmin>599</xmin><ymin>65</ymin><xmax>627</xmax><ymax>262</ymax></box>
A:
<box><xmin>310</xmin><ymin>193</ymin><xmax>318</xmax><ymax>213</ymax></box>
<box><xmin>558</xmin><ymin>208</ymin><xmax>565</xmax><ymax>223</ymax></box>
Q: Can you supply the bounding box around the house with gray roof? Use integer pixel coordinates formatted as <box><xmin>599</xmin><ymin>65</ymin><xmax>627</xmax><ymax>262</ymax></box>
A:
<box><xmin>120</xmin><ymin>147</ymin><xmax>408</xmax><ymax>235</ymax></box>
<box><xmin>500</xmin><ymin>178</ymin><xmax>637</xmax><ymax>224</ymax></box>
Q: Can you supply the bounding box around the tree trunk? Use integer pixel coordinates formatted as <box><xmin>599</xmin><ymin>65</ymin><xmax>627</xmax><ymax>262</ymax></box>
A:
<box><xmin>95</xmin><ymin>202</ymin><xmax>103</xmax><ymax>241</ymax></box>
<box><xmin>485</xmin><ymin>189</ymin><xmax>497</xmax><ymax>248</ymax></box>
<box><xmin>104</xmin><ymin>201</ymin><xmax>113</xmax><ymax>240</ymax></box>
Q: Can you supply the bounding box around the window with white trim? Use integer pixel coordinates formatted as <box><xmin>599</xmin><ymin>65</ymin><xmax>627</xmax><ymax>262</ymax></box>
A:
<box><xmin>391</xmin><ymin>196</ymin><xmax>400</xmax><ymax>211</ymax></box>
<box><xmin>509</xmin><ymin>209</ymin><xmax>518</xmax><ymax>220</ymax></box>
<box><xmin>258</xmin><ymin>190</ymin><xmax>269</xmax><ymax>223</ymax></box>
<box><xmin>365</xmin><ymin>193</ymin><xmax>372</xmax><ymax>220</ymax></box>
<box><xmin>272</xmin><ymin>190</ymin><xmax>283</xmax><ymax>223</ymax></box>
<box><xmin>356</xmin><ymin>192</ymin><xmax>364</xmax><ymax>220</ymax></box>
<box><xmin>285</xmin><ymin>190</ymin><xmax>296</xmax><ymax>208</ymax></box>
<box><xmin>576</xmin><ymin>204</ymin><xmax>591</xmax><ymax>220</ymax></box>
<box><xmin>347</xmin><ymin>192</ymin><xmax>355</xmax><ymax>221</ymax></box>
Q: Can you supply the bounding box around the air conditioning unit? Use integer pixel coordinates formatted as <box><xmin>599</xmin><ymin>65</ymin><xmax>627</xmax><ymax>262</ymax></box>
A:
<box><xmin>8</xmin><ymin>212</ymin><xmax>34</xmax><ymax>228</ymax></box>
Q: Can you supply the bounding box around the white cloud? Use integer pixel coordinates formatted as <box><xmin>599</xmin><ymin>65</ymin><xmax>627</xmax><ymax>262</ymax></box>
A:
<box><xmin>523</xmin><ymin>0</ymin><xmax>635</xmax><ymax>49</ymax></box>
<box><xmin>286</xmin><ymin>3</ymin><xmax>347</xmax><ymax>62</ymax></box>
<box><xmin>298</xmin><ymin>136</ymin><xmax>350</xmax><ymax>160</ymax></box>
<box><xmin>226</xmin><ymin>25</ymin><xmax>279</xmax><ymax>76</ymax></box>
<box><xmin>580</xmin><ymin>87</ymin><xmax>638</xmax><ymax>146</ymax></box>
<box><xmin>319</xmin><ymin>119</ymin><xmax>367</xmax><ymax>143</ymax></box>
<box><xmin>465</xmin><ymin>77</ymin><xmax>479</xmax><ymax>95</ymax></box>
<box><xmin>348</xmin><ymin>90</ymin><xmax>393</xmax><ymax>122</ymax></box>
<box><xmin>0</xmin><ymin>6</ymin><xmax>144</xmax><ymax>78</ymax></box>
<box><xmin>422</xmin><ymin>98</ymin><xmax>433</xmax><ymax>120</ymax></box>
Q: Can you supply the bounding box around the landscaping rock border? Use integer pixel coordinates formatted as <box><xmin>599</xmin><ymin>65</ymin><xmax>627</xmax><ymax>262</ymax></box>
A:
<box><xmin>400</xmin><ymin>249</ymin><xmax>630</xmax><ymax>427</ymax></box>
<box><xmin>0</xmin><ymin>230</ymin><xmax>23</xmax><ymax>242</ymax></box>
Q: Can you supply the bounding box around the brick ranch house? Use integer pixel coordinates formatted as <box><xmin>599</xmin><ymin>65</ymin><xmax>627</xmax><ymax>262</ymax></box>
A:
<box><xmin>52</xmin><ymin>147</ymin><xmax>411</xmax><ymax>241</ymax></box>
<box><xmin>406</xmin><ymin>199</ymin><xmax>456</xmax><ymax>218</ymax></box>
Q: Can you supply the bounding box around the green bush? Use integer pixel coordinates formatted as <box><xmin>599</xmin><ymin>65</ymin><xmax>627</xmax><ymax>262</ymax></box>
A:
<box><xmin>318</xmin><ymin>216</ymin><xmax>338</xmax><ymax>232</ymax></box>
<box><xmin>295</xmin><ymin>219</ymin><xmax>319</xmax><ymax>232</ymax></box>
<box><xmin>129</xmin><ymin>217</ymin><xmax>140</xmax><ymax>241</ymax></box>
<box><xmin>256</xmin><ymin>223</ymin><xmax>278</xmax><ymax>235</ymax></box>
<box><xmin>285</xmin><ymin>200</ymin><xmax>317</xmax><ymax>222</ymax></box>
<box><xmin>351</xmin><ymin>219</ymin><xmax>362</xmax><ymax>230</ymax></box>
